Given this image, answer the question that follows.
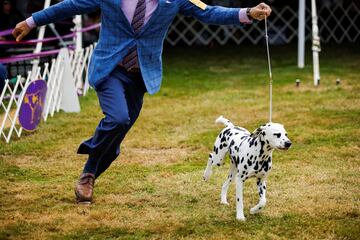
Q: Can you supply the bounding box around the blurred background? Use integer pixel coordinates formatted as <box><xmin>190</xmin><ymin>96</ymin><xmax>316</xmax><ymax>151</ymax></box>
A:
<box><xmin>0</xmin><ymin>0</ymin><xmax>359</xmax><ymax>90</ymax></box>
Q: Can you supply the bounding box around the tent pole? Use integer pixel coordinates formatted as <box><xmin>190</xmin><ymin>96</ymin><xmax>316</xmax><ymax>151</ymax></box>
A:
<box><xmin>298</xmin><ymin>0</ymin><xmax>305</xmax><ymax>68</ymax></box>
<box><xmin>311</xmin><ymin>0</ymin><xmax>321</xmax><ymax>86</ymax></box>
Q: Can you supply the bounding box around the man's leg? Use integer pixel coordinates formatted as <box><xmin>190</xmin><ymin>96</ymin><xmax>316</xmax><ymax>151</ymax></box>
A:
<box><xmin>75</xmin><ymin>67</ymin><xmax>146</xmax><ymax>203</ymax></box>
<box><xmin>94</xmin><ymin>68</ymin><xmax>146</xmax><ymax>178</ymax></box>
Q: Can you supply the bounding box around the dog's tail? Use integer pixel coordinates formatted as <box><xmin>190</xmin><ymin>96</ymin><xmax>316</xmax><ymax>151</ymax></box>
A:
<box><xmin>215</xmin><ymin>115</ymin><xmax>234</xmax><ymax>128</ymax></box>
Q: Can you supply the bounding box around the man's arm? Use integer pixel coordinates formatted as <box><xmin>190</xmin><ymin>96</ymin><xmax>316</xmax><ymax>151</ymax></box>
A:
<box><xmin>13</xmin><ymin>0</ymin><xmax>99</xmax><ymax>42</ymax></box>
<box><xmin>179</xmin><ymin>1</ymin><xmax>271</xmax><ymax>25</ymax></box>
<box><xmin>32</xmin><ymin>0</ymin><xmax>99</xmax><ymax>27</ymax></box>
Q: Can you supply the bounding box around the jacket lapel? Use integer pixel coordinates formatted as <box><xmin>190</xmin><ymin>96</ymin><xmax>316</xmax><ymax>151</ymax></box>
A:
<box><xmin>139</xmin><ymin>0</ymin><xmax>164</xmax><ymax>35</ymax></box>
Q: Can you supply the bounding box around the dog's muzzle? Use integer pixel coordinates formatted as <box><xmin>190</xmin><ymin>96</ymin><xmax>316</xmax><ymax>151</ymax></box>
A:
<box><xmin>284</xmin><ymin>141</ymin><xmax>292</xmax><ymax>149</ymax></box>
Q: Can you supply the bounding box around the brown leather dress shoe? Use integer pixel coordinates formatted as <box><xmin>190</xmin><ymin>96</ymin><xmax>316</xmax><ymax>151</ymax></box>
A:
<box><xmin>75</xmin><ymin>173</ymin><xmax>95</xmax><ymax>204</ymax></box>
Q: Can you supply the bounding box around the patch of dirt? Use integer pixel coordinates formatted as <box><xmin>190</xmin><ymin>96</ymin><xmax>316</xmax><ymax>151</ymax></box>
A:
<box><xmin>121</xmin><ymin>147</ymin><xmax>190</xmax><ymax>166</ymax></box>
<box><xmin>7</xmin><ymin>155</ymin><xmax>35</xmax><ymax>168</ymax></box>
<box><xmin>0</xmin><ymin>109</ymin><xmax>19</xmax><ymax>129</ymax></box>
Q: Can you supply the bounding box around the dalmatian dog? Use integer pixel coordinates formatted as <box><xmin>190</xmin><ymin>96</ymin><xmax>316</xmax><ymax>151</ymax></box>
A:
<box><xmin>203</xmin><ymin>116</ymin><xmax>292</xmax><ymax>221</ymax></box>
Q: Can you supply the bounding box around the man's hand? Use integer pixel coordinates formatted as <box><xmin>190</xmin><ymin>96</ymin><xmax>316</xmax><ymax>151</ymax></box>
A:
<box><xmin>249</xmin><ymin>3</ymin><xmax>272</xmax><ymax>21</ymax></box>
<box><xmin>12</xmin><ymin>21</ymin><xmax>32</xmax><ymax>42</ymax></box>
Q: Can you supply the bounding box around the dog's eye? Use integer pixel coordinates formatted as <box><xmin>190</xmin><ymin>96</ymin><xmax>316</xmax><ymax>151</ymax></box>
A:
<box><xmin>285</xmin><ymin>133</ymin><xmax>288</xmax><ymax>136</ymax></box>
<box><xmin>273</xmin><ymin>133</ymin><xmax>281</xmax><ymax>138</ymax></box>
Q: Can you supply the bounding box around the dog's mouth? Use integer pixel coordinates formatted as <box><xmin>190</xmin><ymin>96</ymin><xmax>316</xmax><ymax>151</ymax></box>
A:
<box><xmin>278</xmin><ymin>146</ymin><xmax>290</xmax><ymax>151</ymax></box>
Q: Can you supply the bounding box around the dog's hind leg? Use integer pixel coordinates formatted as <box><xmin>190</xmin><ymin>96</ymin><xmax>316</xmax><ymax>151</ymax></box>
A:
<box><xmin>235</xmin><ymin>175</ymin><xmax>246</xmax><ymax>221</ymax></box>
<box><xmin>220</xmin><ymin>163</ymin><xmax>236</xmax><ymax>205</ymax></box>
<box><xmin>203</xmin><ymin>134</ymin><xmax>229</xmax><ymax>181</ymax></box>
<box><xmin>250</xmin><ymin>177</ymin><xmax>267</xmax><ymax>214</ymax></box>
<box><xmin>203</xmin><ymin>153</ymin><xmax>214</xmax><ymax>181</ymax></box>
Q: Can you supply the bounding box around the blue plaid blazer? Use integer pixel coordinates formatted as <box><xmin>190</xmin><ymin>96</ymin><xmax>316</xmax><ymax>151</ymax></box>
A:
<box><xmin>33</xmin><ymin>0</ymin><xmax>242</xmax><ymax>94</ymax></box>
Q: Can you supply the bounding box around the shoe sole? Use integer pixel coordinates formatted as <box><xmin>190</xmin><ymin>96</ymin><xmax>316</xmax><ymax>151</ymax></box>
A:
<box><xmin>76</xmin><ymin>200</ymin><xmax>92</xmax><ymax>205</ymax></box>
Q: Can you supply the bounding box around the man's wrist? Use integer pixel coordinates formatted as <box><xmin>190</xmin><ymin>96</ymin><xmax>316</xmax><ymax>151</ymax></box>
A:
<box><xmin>246</xmin><ymin>8</ymin><xmax>254</xmax><ymax>21</ymax></box>
<box><xmin>239</xmin><ymin>8</ymin><xmax>253</xmax><ymax>24</ymax></box>
<box><xmin>25</xmin><ymin>17</ymin><xmax>36</xmax><ymax>29</ymax></box>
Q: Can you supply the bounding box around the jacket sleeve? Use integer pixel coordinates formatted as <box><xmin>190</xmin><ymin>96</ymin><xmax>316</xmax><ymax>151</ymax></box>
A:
<box><xmin>179</xmin><ymin>0</ymin><xmax>242</xmax><ymax>26</ymax></box>
<box><xmin>32</xmin><ymin>0</ymin><xmax>100</xmax><ymax>27</ymax></box>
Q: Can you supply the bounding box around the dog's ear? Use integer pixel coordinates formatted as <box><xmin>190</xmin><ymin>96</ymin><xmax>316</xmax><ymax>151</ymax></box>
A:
<box><xmin>251</xmin><ymin>126</ymin><xmax>264</xmax><ymax>138</ymax></box>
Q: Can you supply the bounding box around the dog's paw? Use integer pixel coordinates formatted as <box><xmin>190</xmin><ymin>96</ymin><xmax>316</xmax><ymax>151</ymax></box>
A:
<box><xmin>250</xmin><ymin>206</ymin><xmax>262</xmax><ymax>215</ymax></box>
<box><xmin>236</xmin><ymin>216</ymin><xmax>246</xmax><ymax>221</ymax></box>
<box><xmin>203</xmin><ymin>169</ymin><xmax>212</xmax><ymax>181</ymax></box>
<box><xmin>220</xmin><ymin>200</ymin><xmax>229</xmax><ymax>205</ymax></box>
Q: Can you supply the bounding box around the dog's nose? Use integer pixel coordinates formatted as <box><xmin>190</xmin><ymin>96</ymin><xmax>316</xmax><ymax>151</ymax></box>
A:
<box><xmin>284</xmin><ymin>141</ymin><xmax>292</xmax><ymax>148</ymax></box>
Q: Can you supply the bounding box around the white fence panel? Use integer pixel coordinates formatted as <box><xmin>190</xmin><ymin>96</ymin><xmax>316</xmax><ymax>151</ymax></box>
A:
<box><xmin>0</xmin><ymin>74</ymin><xmax>31</xmax><ymax>143</ymax></box>
<box><xmin>0</xmin><ymin>44</ymin><xmax>95</xmax><ymax>143</ymax></box>
<box><xmin>166</xmin><ymin>3</ymin><xmax>360</xmax><ymax>46</ymax></box>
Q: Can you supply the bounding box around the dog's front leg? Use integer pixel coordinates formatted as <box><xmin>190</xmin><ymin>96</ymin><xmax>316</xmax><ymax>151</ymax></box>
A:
<box><xmin>203</xmin><ymin>154</ymin><xmax>213</xmax><ymax>181</ymax></box>
<box><xmin>235</xmin><ymin>175</ymin><xmax>245</xmax><ymax>221</ymax></box>
<box><xmin>221</xmin><ymin>163</ymin><xmax>236</xmax><ymax>205</ymax></box>
<box><xmin>250</xmin><ymin>177</ymin><xmax>267</xmax><ymax>214</ymax></box>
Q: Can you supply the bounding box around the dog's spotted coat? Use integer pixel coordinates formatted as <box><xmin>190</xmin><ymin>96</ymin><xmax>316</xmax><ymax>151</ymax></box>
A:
<box><xmin>203</xmin><ymin>116</ymin><xmax>292</xmax><ymax>221</ymax></box>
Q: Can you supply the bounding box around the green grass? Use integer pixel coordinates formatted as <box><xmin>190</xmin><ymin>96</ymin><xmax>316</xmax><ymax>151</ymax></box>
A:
<box><xmin>0</xmin><ymin>44</ymin><xmax>359</xmax><ymax>239</ymax></box>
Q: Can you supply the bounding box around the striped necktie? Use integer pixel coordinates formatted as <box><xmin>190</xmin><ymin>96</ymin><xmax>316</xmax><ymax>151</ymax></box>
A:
<box><xmin>122</xmin><ymin>0</ymin><xmax>146</xmax><ymax>71</ymax></box>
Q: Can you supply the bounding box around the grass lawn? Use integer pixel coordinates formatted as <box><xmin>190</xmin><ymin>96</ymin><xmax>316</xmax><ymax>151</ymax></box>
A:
<box><xmin>0</xmin><ymin>44</ymin><xmax>359</xmax><ymax>239</ymax></box>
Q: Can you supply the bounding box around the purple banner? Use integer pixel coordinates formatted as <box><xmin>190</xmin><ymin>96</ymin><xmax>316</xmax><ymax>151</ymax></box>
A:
<box><xmin>0</xmin><ymin>22</ymin><xmax>100</xmax><ymax>63</ymax></box>
<box><xmin>0</xmin><ymin>49</ymin><xmax>60</xmax><ymax>64</ymax></box>
<box><xmin>0</xmin><ymin>23</ymin><xmax>100</xmax><ymax>45</ymax></box>
<box><xmin>0</xmin><ymin>29</ymin><xmax>13</xmax><ymax>37</ymax></box>
<box><xmin>0</xmin><ymin>33</ymin><xmax>74</xmax><ymax>45</ymax></box>
<box><xmin>18</xmin><ymin>80</ymin><xmax>47</xmax><ymax>131</ymax></box>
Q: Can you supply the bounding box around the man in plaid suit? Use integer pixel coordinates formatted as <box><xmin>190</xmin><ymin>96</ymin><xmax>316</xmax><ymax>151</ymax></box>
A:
<box><xmin>13</xmin><ymin>0</ymin><xmax>271</xmax><ymax>204</ymax></box>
